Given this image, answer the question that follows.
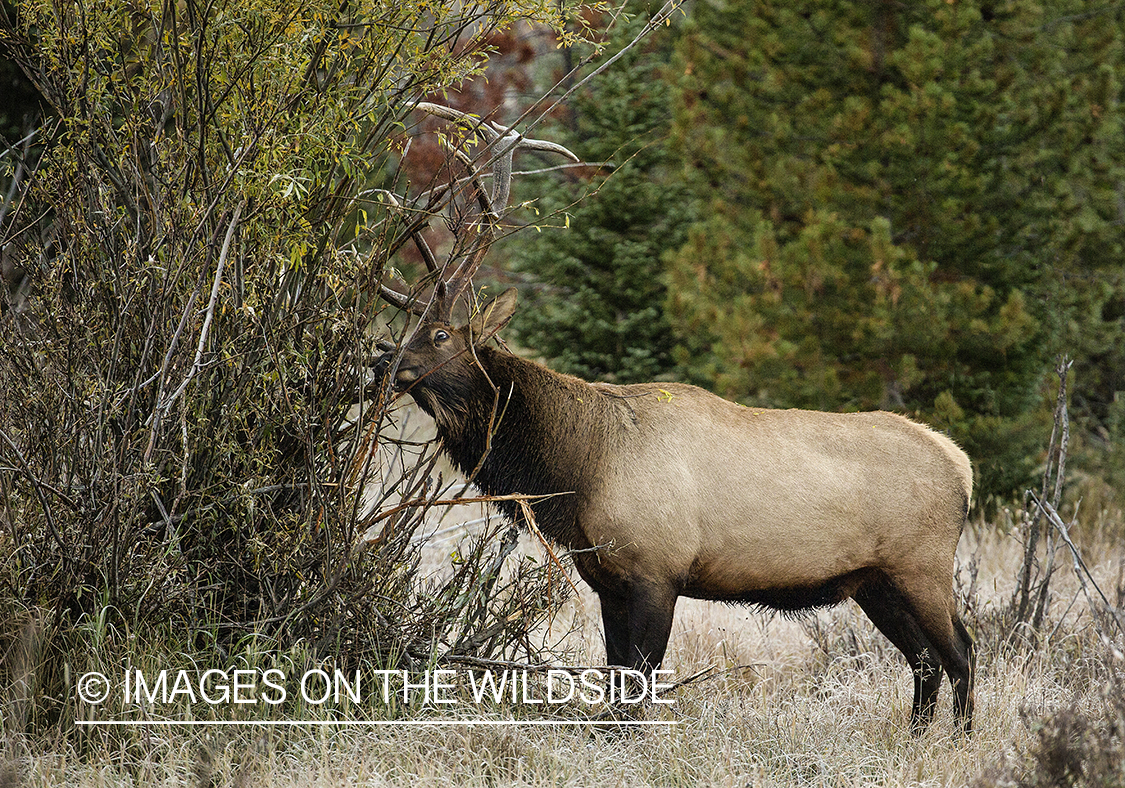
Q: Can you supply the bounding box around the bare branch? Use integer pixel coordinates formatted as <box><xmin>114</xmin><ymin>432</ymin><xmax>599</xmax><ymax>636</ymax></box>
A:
<box><xmin>0</xmin><ymin>425</ymin><xmax>67</xmax><ymax>556</ymax></box>
<box><xmin>1032</xmin><ymin>492</ymin><xmax>1125</xmax><ymax>645</ymax></box>
<box><xmin>1014</xmin><ymin>355</ymin><xmax>1073</xmax><ymax>628</ymax></box>
<box><xmin>144</xmin><ymin>200</ymin><xmax>245</xmax><ymax>463</ymax></box>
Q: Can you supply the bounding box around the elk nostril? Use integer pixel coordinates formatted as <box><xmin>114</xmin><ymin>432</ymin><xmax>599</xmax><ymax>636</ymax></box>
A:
<box><xmin>394</xmin><ymin>368</ymin><xmax>419</xmax><ymax>389</ymax></box>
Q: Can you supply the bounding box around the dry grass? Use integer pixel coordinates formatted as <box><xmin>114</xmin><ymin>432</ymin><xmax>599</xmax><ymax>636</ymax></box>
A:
<box><xmin>4</xmin><ymin>520</ymin><xmax>1123</xmax><ymax>787</ymax></box>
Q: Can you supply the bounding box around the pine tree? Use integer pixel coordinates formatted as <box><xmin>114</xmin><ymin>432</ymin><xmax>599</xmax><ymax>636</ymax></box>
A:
<box><xmin>667</xmin><ymin>0</ymin><xmax>1125</xmax><ymax>506</ymax></box>
<box><xmin>504</xmin><ymin>13</ymin><xmax>688</xmax><ymax>383</ymax></box>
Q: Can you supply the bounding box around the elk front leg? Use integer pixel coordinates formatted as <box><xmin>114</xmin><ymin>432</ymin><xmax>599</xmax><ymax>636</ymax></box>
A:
<box><xmin>598</xmin><ymin>591</ymin><xmax>631</xmax><ymax>668</ymax></box>
<box><xmin>623</xmin><ymin>580</ymin><xmax>678</xmax><ymax>673</ymax></box>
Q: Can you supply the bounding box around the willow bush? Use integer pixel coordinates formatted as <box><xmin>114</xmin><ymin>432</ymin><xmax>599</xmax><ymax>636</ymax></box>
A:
<box><xmin>0</xmin><ymin>0</ymin><xmax>601</xmax><ymax>732</ymax></box>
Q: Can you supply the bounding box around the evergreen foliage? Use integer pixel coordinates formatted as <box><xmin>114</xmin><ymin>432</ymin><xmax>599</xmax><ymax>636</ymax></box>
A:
<box><xmin>667</xmin><ymin>0</ymin><xmax>1125</xmax><ymax>506</ymax></box>
<box><xmin>506</xmin><ymin>13</ymin><xmax>688</xmax><ymax>383</ymax></box>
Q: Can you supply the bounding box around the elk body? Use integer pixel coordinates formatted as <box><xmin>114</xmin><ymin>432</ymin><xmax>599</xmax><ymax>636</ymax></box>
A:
<box><xmin>380</xmin><ymin>287</ymin><xmax>976</xmax><ymax>734</ymax></box>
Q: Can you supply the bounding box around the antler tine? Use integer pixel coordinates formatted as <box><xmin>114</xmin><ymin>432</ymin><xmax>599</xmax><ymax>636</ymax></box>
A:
<box><xmin>416</xmin><ymin>102</ymin><xmax>505</xmax><ymax>217</ymax></box>
<box><xmin>369</xmin><ymin>189</ymin><xmax>439</xmax><ymax>274</ymax></box>
<box><xmin>378</xmin><ymin>283</ymin><xmax>423</xmax><ymax>316</ymax></box>
<box><xmin>440</xmin><ymin>145</ymin><xmax>501</xmax><ymax>316</ymax></box>
<box><xmin>367</xmin><ymin>188</ymin><xmax>439</xmax><ymax>317</ymax></box>
<box><xmin>415</xmin><ymin>102</ymin><xmax>580</xmax><ymax>216</ymax></box>
<box><xmin>484</xmin><ymin>123</ymin><xmax>579</xmax><ymax>212</ymax></box>
<box><xmin>413</xmin><ymin>102</ymin><xmax>499</xmax><ymax>318</ymax></box>
<box><xmin>411</xmin><ymin>102</ymin><xmax>580</xmax><ymax>319</ymax></box>
<box><xmin>414</xmin><ymin>101</ymin><xmax>477</xmax><ymax>125</ymax></box>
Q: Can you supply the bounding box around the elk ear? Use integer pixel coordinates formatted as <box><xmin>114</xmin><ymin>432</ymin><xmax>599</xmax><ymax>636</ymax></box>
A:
<box><xmin>469</xmin><ymin>288</ymin><xmax>517</xmax><ymax>343</ymax></box>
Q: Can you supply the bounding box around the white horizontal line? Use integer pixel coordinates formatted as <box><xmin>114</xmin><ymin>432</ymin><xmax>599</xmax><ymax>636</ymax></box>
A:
<box><xmin>76</xmin><ymin>719</ymin><xmax>678</xmax><ymax>727</ymax></box>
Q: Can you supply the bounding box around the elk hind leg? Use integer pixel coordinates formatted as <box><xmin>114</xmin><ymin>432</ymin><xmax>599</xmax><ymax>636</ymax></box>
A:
<box><xmin>854</xmin><ymin>581</ymin><xmax>944</xmax><ymax>732</ymax></box>
<box><xmin>911</xmin><ymin>593</ymin><xmax>974</xmax><ymax>735</ymax></box>
<box><xmin>895</xmin><ymin>579</ymin><xmax>975</xmax><ymax>736</ymax></box>
<box><xmin>951</xmin><ymin>613</ymin><xmax>976</xmax><ymax>734</ymax></box>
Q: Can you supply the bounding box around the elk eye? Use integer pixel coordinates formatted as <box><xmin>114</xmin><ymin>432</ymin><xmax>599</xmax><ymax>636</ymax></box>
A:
<box><xmin>432</xmin><ymin>329</ymin><xmax>450</xmax><ymax>344</ymax></box>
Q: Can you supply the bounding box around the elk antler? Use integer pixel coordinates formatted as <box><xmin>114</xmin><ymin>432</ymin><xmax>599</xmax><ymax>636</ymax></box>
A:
<box><xmin>380</xmin><ymin>102</ymin><xmax>579</xmax><ymax>321</ymax></box>
<box><xmin>369</xmin><ymin>188</ymin><xmax>439</xmax><ymax>315</ymax></box>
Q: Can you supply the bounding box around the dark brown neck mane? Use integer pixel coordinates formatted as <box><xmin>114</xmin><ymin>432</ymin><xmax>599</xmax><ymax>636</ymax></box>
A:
<box><xmin>414</xmin><ymin>346</ymin><xmax>610</xmax><ymax>548</ymax></box>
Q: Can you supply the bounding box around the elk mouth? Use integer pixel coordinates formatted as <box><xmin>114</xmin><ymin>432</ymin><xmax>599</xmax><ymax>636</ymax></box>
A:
<box><xmin>393</xmin><ymin>367</ymin><xmax>420</xmax><ymax>391</ymax></box>
<box><xmin>372</xmin><ymin>351</ymin><xmax>419</xmax><ymax>393</ymax></box>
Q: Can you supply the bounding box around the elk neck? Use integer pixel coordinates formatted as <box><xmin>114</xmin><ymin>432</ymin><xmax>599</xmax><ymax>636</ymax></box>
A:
<box><xmin>424</xmin><ymin>345</ymin><xmax>613</xmax><ymax>548</ymax></box>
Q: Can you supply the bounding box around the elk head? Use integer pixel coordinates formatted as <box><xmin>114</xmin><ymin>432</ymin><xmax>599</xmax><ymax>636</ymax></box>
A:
<box><xmin>382</xmin><ymin>287</ymin><xmax>517</xmax><ymax>403</ymax></box>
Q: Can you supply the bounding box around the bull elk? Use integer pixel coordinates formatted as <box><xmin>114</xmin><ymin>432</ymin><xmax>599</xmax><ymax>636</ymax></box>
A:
<box><xmin>376</xmin><ymin>104</ymin><xmax>975</xmax><ymax>734</ymax></box>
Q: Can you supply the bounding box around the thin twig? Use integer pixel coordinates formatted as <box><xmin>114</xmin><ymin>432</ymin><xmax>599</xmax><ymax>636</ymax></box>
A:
<box><xmin>1033</xmin><ymin>492</ymin><xmax>1125</xmax><ymax>641</ymax></box>
<box><xmin>358</xmin><ymin>490</ymin><xmax>573</xmax><ymax>534</ymax></box>
<box><xmin>519</xmin><ymin>499</ymin><xmax>581</xmax><ymax>596</ymax></box>
<box><xmin>162</xmin><ymin>199</ymin><xmax>246</xmax><ymax>414</ymax></box>
<box><xmin>0</xmin><ymin>425</ymin><xmax>67</xmax><ymax>556</ymax></box>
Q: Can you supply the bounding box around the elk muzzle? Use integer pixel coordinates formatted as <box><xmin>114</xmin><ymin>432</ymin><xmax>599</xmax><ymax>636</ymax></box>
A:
<box><xmin>372</xmin><ymin>345</ymin><xmax>420</xmax><ymax>393</ymax></box>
